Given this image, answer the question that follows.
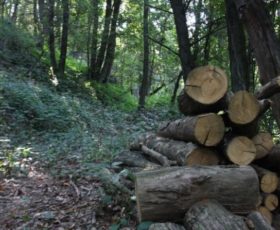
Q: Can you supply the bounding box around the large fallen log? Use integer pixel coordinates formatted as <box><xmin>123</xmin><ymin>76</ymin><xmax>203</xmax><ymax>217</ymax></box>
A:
<box><xmin>252</xmin><ymin>132</ymin><xmax>274</xmax><ymax>160</ymax></box>
<box><xmin>132</xmin><ymin>134</ymin><xmax>219</xmax><ymax>166</ymax></box>
<box><xmin>255</xmin><ymin>145</ymin><xmax>280</xmax><ymax>174</ymax></box>
<box><xmin>178</xmin><ymin>65</ymin><xmax>228</xmax><ymax>116</ymax></box>
<box><xmin>222</xmin><ymin>135</ymin><xmax>256</xmax><ymax>165</ymax></box>
<box><xmin>184</xmin><ymin>200</ymin><xmax>248</xmax><ymax>230</ymax></box>
<box><xmin>158</xmin><ymin>113</ymin><xmax>225</xmax><ymax>147</ymax></box>
<box><xmin>247</xmin><ymin>211</ymin><xmax>273</xmax><ymax>230</ymax></box>
<box><xmin>135</xmin><ymin>165</ymin><xmax>260</xmax><ymax>222</ymax></box>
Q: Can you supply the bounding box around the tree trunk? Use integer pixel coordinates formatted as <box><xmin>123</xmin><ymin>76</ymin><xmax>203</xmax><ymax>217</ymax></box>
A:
<box><xmin>247</xmin><ymin>211</ymin><xmax>273</xmax><ymax>230</ymax></box>
<box><xmin>158</xmin><ymin>113</ymin><xmax>225</xmax><ymax>147</ymax></box>
<box><xmin>1</xmin><ymin>0</ymin><xmax>5</xmax><ymax>20</ymax></box>
<box><xmin>131</xmin><ymin>134</ymin><xmax>219</xmax><ymax>166</ymax></box>
<box><xmin>252</xmin><ymin>132</ymin><xmax>274</xmax><ymax>160</ymax></box>
<box><xmin>169</xmin><ymin>0</ymin><xmax>194</xmax><ymax>81</ymax></box>
<box><xmin>135</xmin><ymin>165</ymin><xmax>260</xmax><ymax>222</ymax></box>
<box><xmin>234</xmin><ymin>0</ymin><xmax>280</xmax><ymax>127</ymax></box>
<box><xmin>225</xmin><ymin>0</ymin><xmax>249</xmax><ymax>92</ymax></box>
<box><xmin>255</xmin><ymin>145</ymin><xmax>280</xmax><ymax>174</ymax></box>
<box><xmin>255</xmin><ymin>76</ymin><xmax>280</xmax><ymax>100</ymax></box>
<box><xmin>33</xmin><ymin>0</ymin><xmax>39</xmax><ymax>34</ymax></box>
<box><xmin>47</xmin><ymin>0</ymin><xmax>57</xmax><ymax>71</ymax></box>
<box><xmin>94</xmin><ymin>0</ymin><xmax>112</xmax><ymax>80</ymax></box>
<box><xmin>184</xmin><ymin>200</ymin><xmax>248</xmax><ymax>230</ymax></box>
<box><xmin>99</xmin><ymin>0</ymin><xmax>121</xmax><ymax>83</ymax></box>
<box><xmin>138</xmin><ymin>0</ymin><xmax>150</xmax><ymax>109</ymax></box>
<box><xmin>178</xmin><ymin>65</ymin><xmax>228</xmax><ymax>116</ymax></box>
<box><xmin>11</xmin><ymin>0</ymin><xmax>20</xmax><ymax>23</ymax></box>
<box><xmin>223</xmin><ymin>135</ymin><xmax>256</xmax><ymax>165</ymax></box>
<box><xmin>90</xmin><ymin>0</ymin><xmax>99</xmax><ymax>79</ymax></box>
<box><xmin>58</xmin><ymin>0</ymin><xmax>69</xmax><ymax>75</ymax></box>
<box><xmin>170</xmin><ymin>71</ymin><xmax>183</xmax><ymax>104</ymax></box>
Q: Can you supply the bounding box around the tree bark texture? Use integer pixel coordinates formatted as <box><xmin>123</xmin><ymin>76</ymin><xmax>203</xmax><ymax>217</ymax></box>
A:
<box><xmin>135</xmin><ymin>165</ymin><xmax>260</xmax><ymax>222</ymax></box>
<box><xmin>184</xmin><ymin>200</ymin><xmax>248</xmax><ymax>230</ymax></box>
<box><xmin>169</xmin><ymin>0</ymin><xmax>194</xmax><ymax>81</ymax></box>
<box><xmin>139</xmin><ymin>0</ymin><xmax>150</xmax><ymax>108</ymax></box>
<box><xmin>234</xmin><ymin>0</ymin><xmax>280</xmax><ymax>127</ymax></box>
<box><xmin>158</xmin><ymin>113</ymin><xmax>224</xmax><ymax>147</ymax></box>
<box><xmin>58</xmin><ymin>0</ymin><xmax>69</xmax><ymax>75</ymax></box>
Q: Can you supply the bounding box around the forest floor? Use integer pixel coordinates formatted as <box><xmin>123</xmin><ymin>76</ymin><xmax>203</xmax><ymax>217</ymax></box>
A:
<box><xmin>0</xmin><ymin>67</ymin><xmax>180</xmax><ymax>229</ymax></box>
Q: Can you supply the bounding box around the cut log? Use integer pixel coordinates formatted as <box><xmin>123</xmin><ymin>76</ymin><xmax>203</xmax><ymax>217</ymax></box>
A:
<box><xmin>158</xmin><ymin>113</ymin><xmax>225</xmax><ymax>146</ymax></box>
<box><xmin>178</xmin><ymin>65</ymin><xmax>228</xmax><ymax>115</ymax></box>
<box><xmin>228</xmin><ymin>91</ymin><xmax>271</xmax><ymax>125</ymax></box>
<box><xmin>224</xmin><ymin>136</ymin><xmax>256</xmax><ymax>165</ymax></box>
<box><xmin>257</xmin><ymin>206</ymin><xmax>273</xmax><ymax>225</ymax></box>
<box><xmin>141</xmin><ymin>145</ymin><xmax>173</xmax><ymax>166</ymax></box>
<box><xmin>184</xmin><ymin>200</ymin><xmax>248</xmax><ymax>230</ymax></box>
<box><xmin>134</xmin><ymin>134</ymin><xmax>219</xmax><ymax>166</ymax></box>
<box><xmin>135</xmin><ymin>165</ymin><xmax>260</xmax><ymax>222</ymax></box>
<box><xmin>252</xmin><ymin>132</ymin><xmax>274</xmax><ymax>160</ymax></box>
<box><xmin>247</xmin><ymin>211</ymin><xmax>273</xmax><ymax>230</ymax></box>
<box><xmin>255</xmin><ymin>145</ymin><xmax>280</xmax><ymax>174</ymax></box>
<box><xmin>223</xmin><ymin>99</ymin><xmax>272</xmax><ymax>138</ymax></box>
<box><xmin>148</xmin><ymin>223</ymin><xmax>185</xmax><ymax>230</ymax></box>
<box><xmin>262</xmin><ymin>193</ymin><xmax>278</xmax><ymax>211</ymax></box>
<box><xmin>255</xmin><ymin>76</ymin><xmax>280</xmax><ymax>100</ymax></box>
<box><xmin>253</xmin><ymin>165</ymin><xmax>279</xmax><ymax>193</ymax></box>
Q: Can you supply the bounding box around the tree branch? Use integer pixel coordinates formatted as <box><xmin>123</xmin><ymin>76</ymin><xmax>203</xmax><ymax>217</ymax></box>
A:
<box><xmin>148</xmin><ymin>35</ymin><xmax>179</xmax><ymax>56</ymax></box>
<box><xmin>146</xmin><ymin>3</ymin><xmax>173</xmax><ymax>14</ymax></box>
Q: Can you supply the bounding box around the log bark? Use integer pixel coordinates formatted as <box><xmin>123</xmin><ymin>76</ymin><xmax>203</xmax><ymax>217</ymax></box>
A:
<box><xmin>272</xmin><ymin>214</ymin><xmax>280</xmax><ymax>230</ymax></box>
<box><xmin>252</xmin><ymin>132</ymin><xmax>274</xmax><ymax>160</ymax></box>
<box><xmin>257</xmin><ymin>206</ymin><xmax>272</xmax><ymax>225</ymax></box>
<box><xmin>149</xmin><ymin>223</ymin><xmax>185</xmax><ymax>230</ymax></box>
<box><xmin>135</xmin><ymin>165</ymin><xmax>260</xmax><ymax>222</ymax></box>
<box><xmin>255</xmin><ymin>145</ymin><xmax>280</xmax><ymax>174</ymax></box>
<box><xmin>178</xmin><ymin>65</ymin><xmax>228</xmax><ymax>116</ymax></box>
<box><xmin>184</xmin><ymin>200</ymin><xmax>248</xmax><ymax>230</ymax></box>
<box><xmin>133</xmin><ymin>134</ymin><xmax>219</xmax><ymax>166</ymax></box>
<box><xmin>262</xmin><ymin>193</ymin><xmax>278</xmax><ymax>211</ymax></box>
<box><xmin>247</xmin><ymin>211</ymin><xmax>273</xmax><ymax>230</ymax></box>
<box><xmin>158</xmin><ymin>113</ymin><xmax>225</xmax><ymax>147</ymax></box>
<box><xmin>255</xmin><ymin>76</ymin><xmax>280</xmax><ymax>100</ymax></box>
<box><xmin>253</xmin><ymin>165</ymin><xmax>278</xmax><ymax>193</ymax></box>
<box><xmin>223</xmin><ymin>136</ymin><xmax>256</xmax><ymax>165</ymax></box>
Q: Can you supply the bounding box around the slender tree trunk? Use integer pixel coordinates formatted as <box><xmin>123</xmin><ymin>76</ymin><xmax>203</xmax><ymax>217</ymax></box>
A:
<box><xmin>139</xmin><ymin>0</ymin><xmax>150</xmax><ymax>109</ymax></box>
<box><xmin>225</xmin><ymin>0</ymin><xmax>249</xmax><ymax>92</ymax></box>
<box><xmin>234</xmin><ymin>0</ymin><xmax>280</xmax><ymax>127</ymax></box>
<box><xmin>38</xmin><ymin>0</ymin><xmax>48</xmax><ymax>49</ymax></box>
<box><xmin>33</xmin><ymin>0</ymin><xmax>39</xmax><ymax>34</ymax></box>
<box><xmin>48</xmin><ymin>0</ymin><xmax>57</xmax><ymax>71</ymax></box>
<box><xmin>192</xmin><ymin>0</ymin><xmax>203</xmax><ymax>62</ymax></box>
<box><xmin>171</xmin><ymin>71</ymin><xmax>183</xmax><ymax>104</ymax></box>
<box><xmin>169</xmin><ymin>0</ymin><xmax>195</xmax><ymax>81</ymax></box>
<box><xmin>99</xmin><ymin>0</ymin><xmax>122</xmax><ymax>83</ymax></box>
<box><xmin>94</xmin><ymin>0</ymin><xmax>112</xmax><ymax>80</ymax></box>
<box><xmin>1</xmin><ymin>0</ymin><xmax>5</xmax><ymax>20</ymax></box>
<box><xmin>11</xmin><ymin>0</ymin><xmax>19</xmax><ymax>23</ymax></box>
<box><xmin>58</xmin><ymin>0</ymin><xmax>69</xmax><ymax>75</ymax></box>
<box><xmin>90</xmin><ymin>0</ymin><xmax>99</xmax><ymax>79</ymax></box>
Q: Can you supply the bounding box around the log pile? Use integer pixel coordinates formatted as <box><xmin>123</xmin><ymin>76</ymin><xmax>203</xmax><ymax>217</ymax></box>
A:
<box><xmin>113</xmin><ymin>65</ymin><xmax>280</xmax><ymax>229</ymax></box>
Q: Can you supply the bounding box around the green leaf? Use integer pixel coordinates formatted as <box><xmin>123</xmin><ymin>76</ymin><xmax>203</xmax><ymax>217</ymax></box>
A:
<box><xmin>137</xmin><ymin>221</ymin><xmax>154</xmax><ymax>230</ymax></box>
<box><xmin>109</xmin><ymin>223</ymin><xmax>120</xmax><ymax>230</ymax></box>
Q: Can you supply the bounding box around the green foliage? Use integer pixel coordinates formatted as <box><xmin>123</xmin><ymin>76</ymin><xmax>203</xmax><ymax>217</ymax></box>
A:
<box><xmin>93</xmin><ymin>82</ymin><xmax>138</xmax><ymax>111</ymax></box>
<box><xmin>0</xmin><ymin>20</ymin><xmax>37</xmax><ymax>65</ymax></box>
<box><xmin>137</xmin><ymin>221</ymin><xmax>154</xmax><ymax>230</ymax></box>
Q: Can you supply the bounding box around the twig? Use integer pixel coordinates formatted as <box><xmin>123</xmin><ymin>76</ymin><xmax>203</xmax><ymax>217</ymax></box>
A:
<box><xmin>70</xmin><ymin>180</ymin><xmax>81</xmax><ymax>202</ymax></box>
<box><xmin>141</xmin><ymin>145</ymin><xmax>171</xmax><ymax>166</ymax></box>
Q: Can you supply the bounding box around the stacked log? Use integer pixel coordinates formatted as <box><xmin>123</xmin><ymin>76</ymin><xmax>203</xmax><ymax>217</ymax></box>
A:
<box><xmin>113</xmin><ymin>65</ymin><xmax>280</xmax><ymax>228</ymax></box>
